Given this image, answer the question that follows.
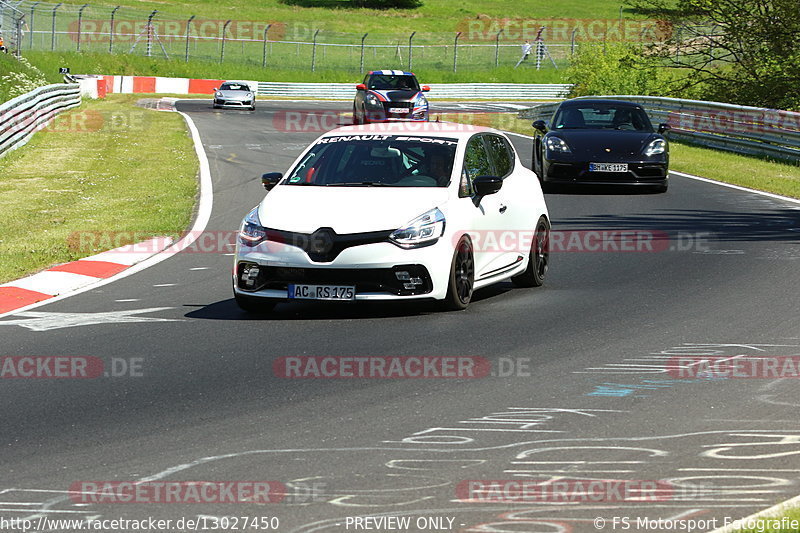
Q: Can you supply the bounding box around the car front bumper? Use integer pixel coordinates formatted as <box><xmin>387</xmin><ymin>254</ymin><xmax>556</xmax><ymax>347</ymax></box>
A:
<box><xmin>233</xmin><ymin>239</ymin><xmax>452</xmax><ymax>302</ymax></box>
<box><xmin>542</xmin><ymin>159</ymin><xmax>668</xmax><ymax>186</ymax></box>
<box><xmin>214</xmin><ymin>99</ymin><xmax>254</xmax><ymax>108</ymax></box>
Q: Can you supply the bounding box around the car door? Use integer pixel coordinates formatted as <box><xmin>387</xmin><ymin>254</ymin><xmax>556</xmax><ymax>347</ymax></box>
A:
<box><xmin>484</xmin><ymin>133</ymin><xmax>529</xmax><ymax>271</ymax></box>
<box><xmin>460</xmin><ymin>134</ymin><xmax>515</xmax><ymax>280</ymax></box>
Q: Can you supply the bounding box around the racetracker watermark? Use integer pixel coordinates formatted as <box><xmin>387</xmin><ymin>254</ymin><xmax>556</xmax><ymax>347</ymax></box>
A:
<box><xmin>274</xmin><ymin>356</ymin><xmax>491</xmax><ymax>379</ymax></box>
<box><xmin>457</xmin><ymin>18</ymin><xmax>672</xmax><ymax>42</ymax></box>
<box><xmin>667</xmin><ymin>356</ymin><xmax>800</xmax><ymax>379</ymax></box>
<box><xmin>456</xmin><ymin>479</ymin><xmax>678</xmax><ymax>503</ymax></box>
<box><xmin>68</xmin><ymin>481</ymin><xmax>286</xmax><ymax>504</ymax></box>
<box><xmin>0</xmin><ymin>109</ymin><xmax>148</xmax><ymax>134</ymax></box>
<box><xmin>273</xmin><ymin>112</ymin><xmax>482</xmax><ymax>133</ymax></box>
<box><xmin>67</xmin><ymin>19</ymin><xmax>291</xmax><ymax>42</ymax></box>
<box><xmin>0</xmin><ymin>356</ymin><xmax>143</xmax><ymax>379</ymax></box>
<box><xmin>461</xmin><ymin>230</ymin><xmax>711</xmax><ymax>253</ymax></box>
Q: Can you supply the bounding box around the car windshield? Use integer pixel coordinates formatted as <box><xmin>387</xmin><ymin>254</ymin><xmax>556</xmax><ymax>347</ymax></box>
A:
<box><xmin>367</xmin><ymin>75</ymin><xmax>420</xmax><ymax>91</ymax></box>
<box><xmin>285</xmin><ymin>135</ymin><xmax>456</xmax><ymax>187</ymax></box>
<box><xmin>221</xmin><ymin>83</ymin><xmax>249</xmax><ymax>91</ymax></box>
<box><xmin>553</xmin><ymin>104</ymin><xmax>654</xmax><ymax>131</ymax></box>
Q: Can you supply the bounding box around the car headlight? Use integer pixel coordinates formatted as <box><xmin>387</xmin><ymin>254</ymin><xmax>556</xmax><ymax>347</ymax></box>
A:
<box><xmin>215</xmin><ymin>92</ymin><xmax>223</xmax><ymax>98</ymax></box>
<box><xmin>239</xmin><ymin>206</ymin><xmax>267</xmax><ymax>246</ymax></box>
<box><xmin>545</xmin><ymin>136</ymin><xmax>571</xmax><ymax>153</ymax></box>
<box><xmin>365</xmin><ymin>94</ymin><xmax>381</xmax><ymax>107</ymax></box>
<box><xmin>415</xmin><ymin>94</ymin><xmax>428</xmax><ymax>107</ymax></box>
<box><xmin>644</xmin><ymin>139</ymin><xmax>667</xmax><ymax>156</ymax></box>
<box><xmin>389</xmin><ymin>208</ymin><xmax>446</xmax><ymax>249</ymax></box>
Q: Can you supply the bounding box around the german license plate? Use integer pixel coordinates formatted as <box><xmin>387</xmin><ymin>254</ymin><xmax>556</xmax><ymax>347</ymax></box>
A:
<box><xmin>389</xmin><ymin>107</ymin><xmax>409</xmax><ymax>114</ymax></box>
<box><xmin>287</xmin><ymin>284</ymin><xmax>355</xmax><ymax>301</ymax></box>
<box><xmin>589</xmin><ymin>163</ymin><xmax>628</xmax><ymax>172</ymax></box>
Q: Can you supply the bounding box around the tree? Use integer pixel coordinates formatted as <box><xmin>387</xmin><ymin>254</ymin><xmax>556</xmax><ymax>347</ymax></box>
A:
<box><xmin>626</xmin><ymin>0</ymin><xmax>800</xmax><ymax>109</ymax></box>
<box><xmin>349</xmin><ymin>0</ymin><xmax>422</xmax><ymax>7</ymax></box>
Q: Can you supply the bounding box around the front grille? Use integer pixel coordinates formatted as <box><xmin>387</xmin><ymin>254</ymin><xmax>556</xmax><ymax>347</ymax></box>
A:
<box><xmin>237</xmin><ymin>263</ymin><xmax>433</xmax><ymax>296</ymax></box>
<box><xmin>261</xmin><ymin>227</ymin><xmax>393</xmax><ymax>262</ymax></box>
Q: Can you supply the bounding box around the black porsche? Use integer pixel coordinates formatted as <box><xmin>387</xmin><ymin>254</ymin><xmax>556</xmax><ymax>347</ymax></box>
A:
<box><xmin>531</xmin><ymin>98</ymin><xmax>670</xmax><ymax>192</ymax></box>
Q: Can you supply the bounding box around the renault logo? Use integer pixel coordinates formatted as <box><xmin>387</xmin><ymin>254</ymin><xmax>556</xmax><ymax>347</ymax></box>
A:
<box><xmin>309</xmin><ymin>228</ymin><xmax>335</xmax><ymax>255</ymax></box>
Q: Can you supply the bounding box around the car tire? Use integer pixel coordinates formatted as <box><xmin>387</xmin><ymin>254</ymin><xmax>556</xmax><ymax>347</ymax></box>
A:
<box><xmin>234</xmin><ymin>292</ymin><xmax>276</xmax><ymax>314</ymax></box>
<box><xmin>441</xmin><ymin>236</ymin><xmax>475</xmax><ymax>311</ymax></box>
<box><xmin>249</xmin><ymin>105</ymin><xmax>256</xmax><ymax>111</ymax></box>
<box><xmin>512</xmin><ymin>216</ymin><xmax>550</xmax><ymax>288</ymax></box>
<box><xmin>654</xmin><ymin>183</ymin><xmax>668</xmax><ymax>193</ymax></box>
<box><xmin>352</xmin><ymin>105</ymin><xmax>361</xmax><ymax>125</ymax></box>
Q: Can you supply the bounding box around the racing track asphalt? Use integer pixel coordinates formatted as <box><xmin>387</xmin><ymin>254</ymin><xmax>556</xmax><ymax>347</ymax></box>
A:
<box><xmin>1</xmin><ymin>99</ymin><xmax>800</xmax><ymax>532</ymax></box>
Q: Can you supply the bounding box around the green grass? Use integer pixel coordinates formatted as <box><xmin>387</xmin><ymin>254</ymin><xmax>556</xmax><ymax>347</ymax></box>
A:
<box><xmin>24</xmin><ymin>51</ymin><xmax>570</xmax><ymax>84</ymax></box>
<box><xmin>0</xmin><ymin>53</ymin><xmax>62</xmax><ymax>103</ymax></box>
<box><xmin>733</xmin><ymin>508</ymin><xmax>800</xmax><ymax>533</ymax></box>
<box><xmin>438</xmin><ymin>111</ymin><xmax>800</xmax><ymax>199</ymax></box>
<box><xmin>51</xmin><ymin>0</ymin><xmax>630</xmax><ymax>35</ymax></box>
<box><xmin>0</xmin><ymin>94</ymin><xmax>198</xmax><ymax>283</ymax></box>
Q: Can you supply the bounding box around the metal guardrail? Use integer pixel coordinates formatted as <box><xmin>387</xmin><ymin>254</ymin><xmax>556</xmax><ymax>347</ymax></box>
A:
<box><xmin>519</xmin><ymin>96</ymin><xmax>800</xmax><ymax>162</ymax></box>
<box><xmin>0</xmin><ymin>83</ymin><xmax>82</xmax><ymax>158</ymax></box>
<box><xmin>257</xmin><ymin>82</ymin><xmax>573</xmax><ymax>100</ymax></box>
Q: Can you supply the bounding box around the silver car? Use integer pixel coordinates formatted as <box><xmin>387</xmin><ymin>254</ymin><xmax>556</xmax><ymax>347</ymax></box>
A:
<box><xmin>213</xmin><ymin>81</ymin><xmax>256</xmax><ymax>110</ymax></box>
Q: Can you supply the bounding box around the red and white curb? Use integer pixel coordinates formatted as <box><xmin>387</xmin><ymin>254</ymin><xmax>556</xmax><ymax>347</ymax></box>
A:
<box><xmin>0</xmin><ymin>237</ymin><xmax>173</xmax><ymax>314</ymax></box>
<box><xmin>0</xmin><ymin>110</ymin><xmax>213</xmax><ymax>318</ymax></box>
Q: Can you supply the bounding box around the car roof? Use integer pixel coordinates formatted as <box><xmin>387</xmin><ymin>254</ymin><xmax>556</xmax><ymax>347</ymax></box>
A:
<box><xmin>320</xmin><ymin>122</ymin><xmax>496</xmax><ymax>139</ymax></box>
<box><xmin>368</xmin><ymin>70</ymin><xmax>416</xmax><ymax>76</ymax></box>
<box><xmin>559</xmin><ymin>98</ymin><xmax>644</xmax><ymax>108</ymax></box>
<box><xmin>222</xmin><ymin>81</ymin><xmax>251</xmax><ymax>86</ymax></box>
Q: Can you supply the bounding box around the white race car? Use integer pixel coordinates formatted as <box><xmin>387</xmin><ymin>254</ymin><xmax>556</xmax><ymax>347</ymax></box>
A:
<box><xmin>233</xmin><ymin>123</ymin><xmax>550</xmax><ymax>312</ymax></box>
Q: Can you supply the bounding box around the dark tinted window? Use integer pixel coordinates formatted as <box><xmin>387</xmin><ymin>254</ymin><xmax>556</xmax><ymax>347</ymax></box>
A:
<box><xmin>221</xmin><ymin>83</ymin><xmax>249</xmax><ymax>91</ymax></box>
<box><xmin>461</xmin><ymin>135</ymin><xmax>493</xmax><ymax>197</ymax></box>
<box><xmin>367</xmin><ymin>75</ymin><xmax>420</xmax><ymax>91</ymax></box>
<box><xmin>285</xmin><ymin>136</ymin><xmax>456</xmax><ymax>188</ymax></box>
<box><xmin>485</xmin><ymin>134</ymin><xmax>514</xmax><ymax>177</ymax></box>
<box><xmin>463</xmin><ymin>135</ymin><xmax>493</xmax><ymax>179</ymax></box>
<box><xmin>553</xmin><ymin>103</ymin><xmax>653</xmax><ymax>132</ymax></box>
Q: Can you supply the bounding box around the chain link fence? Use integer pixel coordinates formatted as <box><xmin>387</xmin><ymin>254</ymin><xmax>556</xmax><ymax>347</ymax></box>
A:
<box><xmin>0</xmin><ymin>0</ymin><xmax>27</xmax><ymax>57</ymax></box>
<box><xmin>12</xmin><ymin>1</ymin><xmax>669</xmax><ymax>73</ymax></box>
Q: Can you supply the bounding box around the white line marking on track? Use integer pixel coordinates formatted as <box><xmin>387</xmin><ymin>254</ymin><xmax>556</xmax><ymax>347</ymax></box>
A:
<box><xmin>0</xmin><ymin>111</ymin><xmax>213</xmax><ymax>319</ymax></box>
<box><xmin>153</xmin><ymin>283</ymin><xmax>176</xmax><ymax>287</ymax></box>
<box><xmin>189</xmin><ymin>267</ymin><xmax>209</xmax><ymax>271</ymax></box>
<box><xmin>114</xmin><ymin>299</ymin><xmax>140</xmax><ymax>302</ymax></box>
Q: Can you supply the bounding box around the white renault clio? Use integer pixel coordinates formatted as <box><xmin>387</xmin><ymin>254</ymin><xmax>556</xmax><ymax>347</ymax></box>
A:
<box><xmin>234</xmin><ymin>122</ymin><xmax>550</xmax><ymax>312</ymax></box>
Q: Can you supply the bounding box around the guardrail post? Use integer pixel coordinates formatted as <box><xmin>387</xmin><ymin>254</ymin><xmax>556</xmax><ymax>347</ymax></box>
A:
<box><xmin>311</xmin><ymin>29</ymin><xmax>320</xmax><ymax>72</ymax></box>
<box><xmin>145</xmin><ymin>10</ymin><xmax>157</xmax><ymax>57</ymax></box>
<box><xmin>494</xmin><ymin>29</ymin><xmax>503</xmax><ymax>67</ymax></box>
<box><xmin>359</xmin><ymin>32</ymin><xmax>368</xmax><ymax>73</ymax></box>
<box><xmin>219</xmin><ymin>19</ymin><xmax>230</xmax><ymax>63</ymax></box>
<box><xmin>453</xmin><ymin>31</ymin><xmax>461</xmax><ymax>73</ymax></box>
<box><xmin>50</xmin><ymin>2</ymin><xmax>61</xmax><ymax>51</ymax></box>
<box><xmin>109</xmin><ymin>5</ymin><xmax>119</xmax><ymax>53</ymax></box>
<box><xmin>76</xmin><ymin>4</ymin><xmax>88</xmax><ymax>52</ymax></box>
<box><xmin>408</xmin><ymin>31</ymin><xmax>415</xmax><ymax>71</ymax></box>
<box><xmin>261</xmin><ymin>23</ymin><xmax>271</xmax><ymax>67</ymax></box>
<box><xmin>184</xmin><ymin>14</ymin><xmax>194</xmax><ymax>62</ymax></box>
<box><xmin>29</xmin><ymin>2</ymin><xmax>39</xmax><ymax>49</ymax></box>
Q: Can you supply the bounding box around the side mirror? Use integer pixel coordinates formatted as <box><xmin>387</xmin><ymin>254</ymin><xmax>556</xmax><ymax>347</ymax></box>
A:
<box><xmin>658</xmin><ymin>123</ymin><xmax>671</xmax><ymax>134</ymax></box>
<box><xmin>262</xmin><ymin>172</ymin><xmax>283</xmax><ymax>191</ymax></box>
<box><xmin>532</xmin><ymin>120</ymin><xmax>548</xmax><ymax>133</ymax></box>
<box><xmin>421</xmin><ymin>85</ymin><xmax>431</xmax><ymax>92</ymax></box>
<box><xmin>212</xmin><ymin>87</ymin><xmax>217</xmax><ymax>92</ymax></box>
<box><xmin>356</xmin><ymin>83</ymin><xmax>367</xmax><ymax>91</ymax></box>
<box><xmin>472</xmin><ymin>175</ymin><xmax>503</xmax><ymax>206</ymax></box>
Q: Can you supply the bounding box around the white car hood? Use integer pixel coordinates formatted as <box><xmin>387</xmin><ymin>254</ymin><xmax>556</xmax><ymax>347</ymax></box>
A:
<box><xmin>258</xmin><ymin>185</ymin><xmax>450</xmax><ymax>234</ymax></box>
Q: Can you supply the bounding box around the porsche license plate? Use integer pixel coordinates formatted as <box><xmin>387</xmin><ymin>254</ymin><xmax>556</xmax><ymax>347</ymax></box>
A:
<box><xmin>288</xmin><ymin>284</ymin><xmax>355</xmax><ymax>301</ymax></box>
<box><xmin>389</xmin><ymin>107</ymin><xmax>409</xmax><ymax>114</ymax></box>
<box><xmin>589</xmin><ymin>163</ymin><xmax>628</xmax><ymax>172</ymax></box>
